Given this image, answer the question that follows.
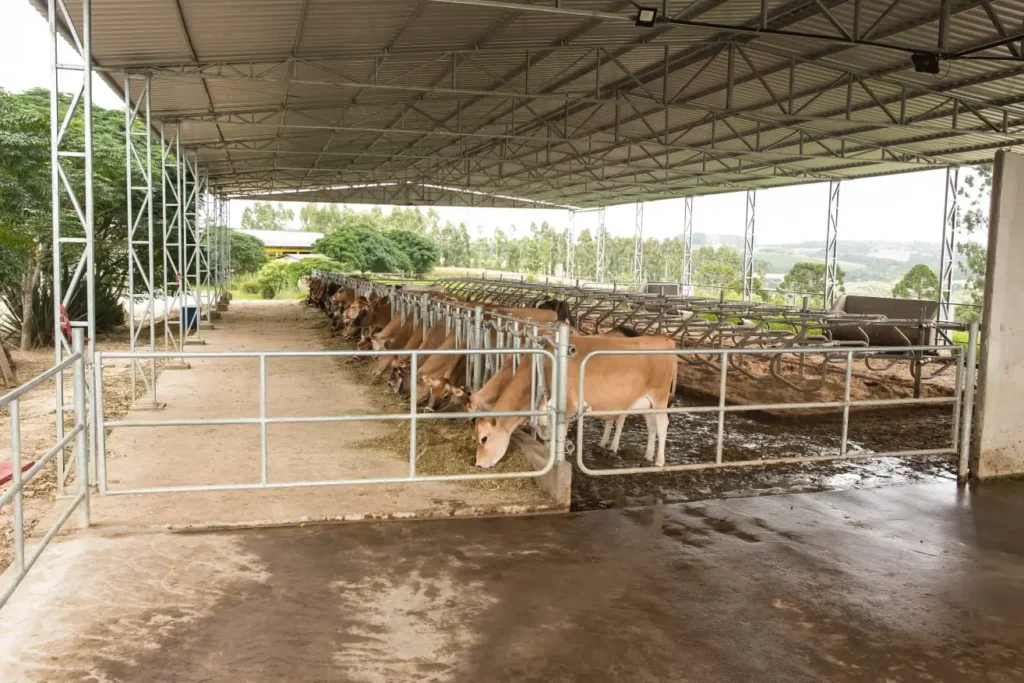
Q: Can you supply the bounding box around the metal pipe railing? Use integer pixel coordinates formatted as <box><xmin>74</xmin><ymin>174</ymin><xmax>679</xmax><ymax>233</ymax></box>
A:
<box><xmin>95</xmin><ymin>346</ymin><xmax>562</xmax><ymax>496</ymax></box>
<box><xmin>1</xmin><ymin>329</ymin><xmax>91</xmax><ymax>610</ymax></box>
<box><xmin>573</xmin><ymin>332</ymin><xmax>977</xmax><ymax>478</ymax></box>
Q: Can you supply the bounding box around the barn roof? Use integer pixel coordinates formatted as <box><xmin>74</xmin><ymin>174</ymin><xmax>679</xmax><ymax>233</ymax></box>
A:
<box><xmin>36</xmin><ymin>0</ymin><xmax>1024</xmax><ymax>208</ymax></box>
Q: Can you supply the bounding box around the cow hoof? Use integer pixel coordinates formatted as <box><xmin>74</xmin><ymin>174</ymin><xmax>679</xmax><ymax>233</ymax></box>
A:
<box><xmin>644</xmin><ymin>452</ymin><xmax>655</xmax><ymax>462</ymax></box>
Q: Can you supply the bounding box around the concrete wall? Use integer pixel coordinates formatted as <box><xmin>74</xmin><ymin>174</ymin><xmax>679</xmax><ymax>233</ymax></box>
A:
<box><xmin>973</xmin><ymin>151</ymin><xmax>1024</xmax><ymax>479</ymax></box>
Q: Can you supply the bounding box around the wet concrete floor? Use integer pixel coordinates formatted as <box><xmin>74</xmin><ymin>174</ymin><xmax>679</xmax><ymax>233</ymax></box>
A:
<box><xmin>3</xmin><ymin>479</ymin><xmax>1024</xmax><ymax>682</ymax></box>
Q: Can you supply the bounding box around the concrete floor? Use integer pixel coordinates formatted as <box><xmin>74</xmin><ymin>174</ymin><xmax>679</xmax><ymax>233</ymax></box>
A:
<box><xmin>2</xmin><ymin>479</ymin><xmax>1023</xmax><ymax>682</ymax></box>
<box><xmin>89</xmin><ymin>300</ymin><xmax>553</xmax><ymax>531</ymax></box>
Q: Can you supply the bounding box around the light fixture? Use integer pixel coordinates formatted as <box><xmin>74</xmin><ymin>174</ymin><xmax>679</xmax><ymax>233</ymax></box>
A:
<box><xmin>635</xmin><ymin>7</ymin><xmax>657</xmax><ymax>27</ymax></box>
<box><xmin>911</xmin><ymin>52</ymin><xmax>940</xmax><ymax>74</ymax></box>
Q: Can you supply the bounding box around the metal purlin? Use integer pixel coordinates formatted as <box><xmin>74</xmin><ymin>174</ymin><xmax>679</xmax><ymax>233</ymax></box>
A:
<box><xmin>50</xmin><ymin>0</ymin><xmax>96</xmax><ymax>493</ymax></box>
<box><xmin>124</xmin><ymin>74</ymin><xmax>157</xmax><ymax>406</ymax></box>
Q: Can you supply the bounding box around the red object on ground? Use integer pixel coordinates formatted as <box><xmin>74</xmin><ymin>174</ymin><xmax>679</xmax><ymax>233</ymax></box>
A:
<box><xmin>0</xmin><ymin>460</ymin><xmax>34</xmax><ymax>486</ymax></box>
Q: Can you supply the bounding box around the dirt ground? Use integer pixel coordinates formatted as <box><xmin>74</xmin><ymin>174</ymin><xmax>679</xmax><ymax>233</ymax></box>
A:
<box><xmin>0</xmin><ymin>326</ymin><xmax>165</xmax><ymax>574</ymax></box>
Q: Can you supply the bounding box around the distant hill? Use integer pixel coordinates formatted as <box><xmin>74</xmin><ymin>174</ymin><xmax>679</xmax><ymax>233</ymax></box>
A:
<box><xmin>693</xmin><ymin>235</ymin><xmax>956</xmax><ymax>283</ymax></box>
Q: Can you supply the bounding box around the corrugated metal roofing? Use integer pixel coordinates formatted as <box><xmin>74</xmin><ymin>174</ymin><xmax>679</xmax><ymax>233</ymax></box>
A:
<box><xmin>34</xmin><ymin>0</ymin><xmax>1024</xmax><ymax>207</ymax></box>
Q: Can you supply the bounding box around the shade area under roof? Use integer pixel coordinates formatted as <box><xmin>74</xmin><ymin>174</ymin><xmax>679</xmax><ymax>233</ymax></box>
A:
<box><xmin>35</xmin><ymin>0</ymin><xmax>1024</xmax><ymax>208</ymax></box>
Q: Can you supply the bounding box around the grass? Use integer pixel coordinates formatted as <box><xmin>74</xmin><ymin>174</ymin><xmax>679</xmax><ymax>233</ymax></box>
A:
<box><xmin>229</xmin><ymin>287</ymin><xmax>303</xmax><ymax>301</ymax></box>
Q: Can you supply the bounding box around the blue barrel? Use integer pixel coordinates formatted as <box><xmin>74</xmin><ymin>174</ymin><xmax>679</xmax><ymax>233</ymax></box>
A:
<box><xmin>183</xmin><ymin>306</ymin><xmax>200</xmax><ymax>331</ymax></box>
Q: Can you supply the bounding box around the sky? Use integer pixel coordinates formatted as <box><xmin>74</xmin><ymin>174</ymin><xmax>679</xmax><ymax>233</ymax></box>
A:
<box><xmin>2</xmin><ymin>2</ymin><xmax>978</xmax><ymax>248</ymax></box>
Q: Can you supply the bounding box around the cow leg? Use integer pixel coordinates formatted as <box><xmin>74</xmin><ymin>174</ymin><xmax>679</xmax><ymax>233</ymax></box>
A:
<box><xmin>608</xmin><ymin>415</ymin><xmax>627</xmax><ymax>452</ymax></box>
<box><xmin>654</xmin><ymin>412</ymin><xmax>669</xmax><ymax>467</ymax></box>
<box><xmin>642</xmin><ymin>412</ymin><xmax>657</xmax><ymax>462</ymax></box>
<box><xmin>599</xmin><ymin>420</ymin><xmax>613</xmax><ymax>448</ymax></box>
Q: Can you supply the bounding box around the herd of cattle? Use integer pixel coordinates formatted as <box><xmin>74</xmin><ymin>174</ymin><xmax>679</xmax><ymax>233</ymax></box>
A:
<box><xmin>306</xmin><ymin>276</ymin><xmax>680</xmax><ymax>469</ymax></box>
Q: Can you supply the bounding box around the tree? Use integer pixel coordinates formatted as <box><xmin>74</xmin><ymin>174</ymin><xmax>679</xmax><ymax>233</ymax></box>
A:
<box><xmin>385</xmin><ymin>229</ymin><xmax>440</xmax><ymax>275</ymax></box>
<box><xmin>955</xmin><ymin>165</ymin><xmax>991</xmax><ymax>322</ymax></box>
<box><xmin>314</xmin><ymin>222</ymin><xmax>411</xmax><ymax>274</ymax></box>
<box><xmin>255</xmin><ymin>261</ymin><xmax>295</xmax><ymax>299</ymax></box>
<box><xmin>226</xmin><ymin>230</ymin><xmax>268</xmax><ymax>276</ymax></box>
<box><xmin>693</xmin><ymin>246</ymin><xmax>744</xmax><ymax>292</ymax></box>
<box><xmin>779</xmin><ymin>261</ymin><xmax>845</xmax><ymax>301</ymax></box>
<box><xmin>299</xmin><ymin>204</ymin><xmax>350</xmax><ymax>233</ymax></box>
<box><xmin>0</xmin><ymin>89</ymin><xmax>142</xmax><ymax>349</ymax></box>
<box><xmin>892</xmin><ymin>264</ymin><xmax>939</xmax><ymax>299</ymax></box>
<box><xmin>240</xmin><ymin>202</ymin><xmax>294</xmax><ymax>231</ymax></box>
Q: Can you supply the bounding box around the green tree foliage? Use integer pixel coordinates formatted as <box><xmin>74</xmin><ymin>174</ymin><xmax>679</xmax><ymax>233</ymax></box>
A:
<box><xmin>693</xmin><ymin>246</ymin><xmax>743</xmax><ymax>291</ymax></box>
<box><xmin>779</xmin><ymin>262</ymin><xmax>845</xmax><ymax>300</ymax></box>
<box><xmin>299</xmin><ymin>203</ymin><xmax>350</xmax><ymax>233</ymax></box>
<box><xmin>314</xmin><ymin>222</ymin><xmax>411</xmax><ymax>273</ymax></box>
<box><xmin>892</xmin><ymin>264</ymin><xmax>939</xmax><ymax>299</ymax></box>
<box><xmin>0</xmin><ymin>89</ymin><xmax>145</xmax><ymax>348</ymax></box>
<box><xmin>225</xmin><ymin>229</ymin><xmax>268</xmax><ymax>276</ymax></box>
<box><xmin>240</xmin><ymin>202</ymin><xmax>294</xmax><ymax>231</ymax></box>
<box><xmin>385</xmin><ymin>229</ymin><xmax>440</xmax><ymax>275</ymax></box>
<box><xmin>955</xmin><ymin>165</ymin><xmax>991</xmax><ymax>322</ymax></box>
<box><xmin>255</xmin><ymin>261</ymin><xmax>296</xmax><ymax>299</ymax></box>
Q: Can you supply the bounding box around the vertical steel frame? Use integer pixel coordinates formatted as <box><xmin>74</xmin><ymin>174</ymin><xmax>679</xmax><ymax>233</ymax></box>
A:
<box><xmin>124</xmin><ymin>74</ymin><xmax>157</xmax><ymax>405</ymax></box>
<box><xmin>160</xmin><ymin>124</ymin><xmax>185</xmax><ymax>357</ymax></box>
<box><xmin>565</xmin><ymin>209</ymin><xmax>575</xmax><ymax>280</ymax></box>
<box><xmin>633</xmin><ymin>202</ymin><xmax>645</xmax><ymax>287</ymax></box>
<box><xmin>595</xmin><ymin>206</ymin><xmax>607</xmax><ymax>283</ymax></box>
<box><xmin>824</xmin><ymin>180</ymin><xmax>841</xmax><ymax>309</ymax></box>
<box><xmin>181</xmin><ymin>153</ymin><xmax>204</xmax><ymax>339</ymax></box>
<box><xmin>939</xmin><ymin>167</ymin><xmax>959</xmax><ymax>324</ymax></box>
<box><xmin>742</xmin><ymin>189</ymin><xmax>757</xmax><ymax>300</ymax></box>
<box><xmin>50</xmin><ymin>0</ymin><xmax>95</xmax><ymax>492</ymax></box>
<box><xmin>681</xmin><ymin>196</ymin><xmax>694</xmax><ymax>289</ymax></box>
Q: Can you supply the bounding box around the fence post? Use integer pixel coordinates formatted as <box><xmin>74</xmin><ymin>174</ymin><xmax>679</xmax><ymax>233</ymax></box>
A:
<box><xmin>554</xmin><ymin>324</ymin><xmax>571</xmax><ymax>462</ymax></box>
<box><xmin>72</xmin><ymin>329</ymin><xmax>91</xmax><ymax>526</ymax></box>
<box><xmin>958</xmin><ymin>322</ymin><xmax>979</xmax><ymax>484</ymax></box>
<box><xmin>473</xmin><ymin>305</ymin><xmax>484</xmax><ymax>390</ymax></box>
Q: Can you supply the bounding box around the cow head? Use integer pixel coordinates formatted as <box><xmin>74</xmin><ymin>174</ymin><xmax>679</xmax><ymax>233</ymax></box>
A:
<box><xmin>388</xmin><ymin>365</ymin><xmax>409</xmax><ymax>396</ymax></box>
<box><xmin>424</xmin><ymin>376</ymin><xmax>460</xmax><ymax>411</ymax></box>
<box><xmin>472</xmin><ymin>417</ymin><xmax>512</xmax><ymax>468</ymax></box>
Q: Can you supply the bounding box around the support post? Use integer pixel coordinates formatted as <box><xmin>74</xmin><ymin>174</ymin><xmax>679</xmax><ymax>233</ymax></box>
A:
<box><xmin>595</xmin><ymin>206</ymin><xmax>607</xmax><ymax>283</ymax></box>
<box><xmin>72</xmin><ymin>329</ymin><xmax>90</xmax><ymax>526</ymax></box>
<box><xmin>972</xmin><ymin>150</ymin><xmax>1024</xmax><ymax>479</ymax></box>
<box><xmin>565</xmin><ymin>209</ymin><xmax>575</xmax><ymax>280</ymax></box>
<box><xmin>742</xmin><ymin>189</ymin><xmax>757</xmax><ymax>301</ymax></box>
<box><xmin>124</xmin><ymin>74</ymin><xmax>158</xmax><ymax>405</ymax></box>
<box><xmin>472</xmin><ymin>305</ymin><xmax>484</xmax><ymax>390</ymax></box>
<box><xmin>681</xmin><ymin>196</ymin><xmax>694</xmax><ymax>292</ymax></box>
<box><xmin>633</xmin><ymin>202</ymin><xmax>645</xmax><ymax>289</ymax></box>
<box><xmin>824</xmin><ymin>180</ymin><xmax>841</xmax><ymax>309</ymax></box>
<box><xmin>554</xmin><ymin>324</ymin><xmax>570</xmax><ymax>463</ymax></box>
<box><xmin>50</xmin><ymin>0</ymin><xmax>95</xmax><ymax>494</ymax></box>
<box><xmin>939</xmin><ymin>167</ymin><xmax>959</xmax><ymax>325</ymax></box>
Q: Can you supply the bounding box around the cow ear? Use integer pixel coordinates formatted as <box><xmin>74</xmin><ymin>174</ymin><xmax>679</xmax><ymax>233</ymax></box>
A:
<box><xmin>488</xmin><ymin>417</ymin><xmax>497</xmax><ymax>427</ymax></box>
<box><xmin>421</xmin><ymin>374</ymin><xmax>432</xmax><ymax>383</ymax></box>
<box><xmin>451</xmin><ymin>387</ymin><xmax>464</xmax><ymax>397</ymax></box>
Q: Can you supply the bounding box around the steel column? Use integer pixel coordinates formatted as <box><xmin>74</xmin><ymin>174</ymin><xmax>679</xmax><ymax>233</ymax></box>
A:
<box><xmin>939</xmin><ymin>167</ymin><xmax>960</xmax><ymax>324</ymax></box>
<box><xmin>633</xmin><ymin>202</ymin><xmax>645</xmax><ymax>288</ymax></box>
<box><xmin>681</xmin><ymin>196</ymin><xmax>693</xmax><ymax>291</ymax></box>
<box><xmin>742</xmin><ymin>189</ymin><xmax>757</xmax><ymax>301</ymax></box>
<box><xmin>824</xmin><ymin>180</ymin><xmax>841</xmax><ymax>309</ymax></box>
<box><xmin>50</xmin><ymin>0</ymin><xmax>95</xmax><ymax>493</ymax></box>
<box><xmin>565</xmin><ymin>209</ymin><xmax>575</xmax><ymax>280</ymax></box>
<box><xmin>124</xmin><ymin>74</ymin><xmax>158</xmax><ymax>405</ymax></box>
<box><xmin>160</xmin><ymin>125</ymin><xmax>185</xmax><ymax>359</ymax></box>
<box><xmin>595</xmin><ymin>206</ymin><xmax>607</xmax><ymax>283</ymax></box>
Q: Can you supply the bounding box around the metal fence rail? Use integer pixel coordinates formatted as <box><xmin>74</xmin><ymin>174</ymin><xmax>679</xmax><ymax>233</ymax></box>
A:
<box><xmin>574</xmin><ymin>328</ymin><xmax>978</xmax><ymax>480</ymax></box>
<box><xmin>1</xmin><ymin>330</ymin><xmax>91</xmax><ymax>610</ymax></box>
<box><xmin>95</xmin><ymin>345</ymin><xmax>563</xmax><ymax>495</ymax></box>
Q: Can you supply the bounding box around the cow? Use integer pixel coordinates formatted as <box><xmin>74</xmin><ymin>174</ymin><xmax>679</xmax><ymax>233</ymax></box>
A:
<box><xmin>371</xmin><ymin>317</ymin><xmax>418</xmax><ymax>376</ymax></box>
<box><xmin>472</xmin><ymin>333</ymin><xmax>678</xmax><ymax>468</ymax></box>
<box><xmin>387</xmin><ymin>319</ymin><xmax>451</xmax><ymax>394</ymax></box>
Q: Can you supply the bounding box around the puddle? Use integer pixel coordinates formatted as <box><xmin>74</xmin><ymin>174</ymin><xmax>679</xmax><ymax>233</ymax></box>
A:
<box><xmin>570</xmin><ymin>396</ymin><xmax>957</xmax><ymax>511</ymax></box>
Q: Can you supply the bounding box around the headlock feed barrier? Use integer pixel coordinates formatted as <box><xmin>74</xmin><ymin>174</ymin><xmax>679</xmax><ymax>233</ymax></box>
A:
<box><xmin>2</xmin><ymin>275</ymin><xmax>978</xmax><ymax>610</ymax></box>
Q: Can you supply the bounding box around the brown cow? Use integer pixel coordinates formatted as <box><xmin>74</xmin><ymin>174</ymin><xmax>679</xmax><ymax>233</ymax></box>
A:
<box><xmin>472</xmin><ymin>334</ymin><xmax>678</xmax><ymax>468</ymax></box>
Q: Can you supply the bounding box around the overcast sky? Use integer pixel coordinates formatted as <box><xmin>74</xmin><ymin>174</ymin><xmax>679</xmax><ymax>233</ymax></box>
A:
<box><xmin>3</xmin><ymin>2</ymin><xmax>976</xmax><ymax>247</ymax></box>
